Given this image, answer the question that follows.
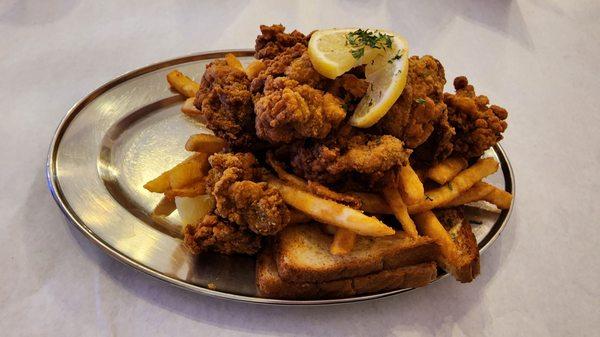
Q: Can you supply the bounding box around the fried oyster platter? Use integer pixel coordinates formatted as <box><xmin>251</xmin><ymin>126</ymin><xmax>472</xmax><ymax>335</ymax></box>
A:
<box><xmin>143</xmin><ymin>25</ymin><xmax>512</xmax><ymax>299</ymax></box>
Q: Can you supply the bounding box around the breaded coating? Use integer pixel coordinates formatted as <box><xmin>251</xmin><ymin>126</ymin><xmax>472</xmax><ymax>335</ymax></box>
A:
<box><xmin>194</xmin><ymin>60</ymin><xmax>259</xmax><ymax>149</ymax></box>
<box><xmin>255</xmin><ymin>24</ymin><xmax>307</xmax><ymax>60</ymax></box>
<box><xmin>327</xmin><ymin>73</ymin><xmax>369</xmax><ymax>103</ymax></box>
<box><xmin>444</xmin><ymin>76</ymin><xmax>508</xmax><ymax>158</ymax></box>
<box><xmin>290</xmin><ymin>126</ymin><xmax>411</xmax><ymax>185</ymax></box>
<box><xmin>174</xmin><ymin>25</ymin><xmax>511</xmax><ymax>263</ymax></box>
<box><xmin>250</xmin><ymin>43</ymin><xmax>307</xmax><ymax>93</ymax></box>
<box><xmin>407</xmin><ymin>55</ymin><xmax>446</xmax><ymax>101</ymax></box>
<box><xmin>376</xmin><ymin>56</ymin><xmax>449</xmax><ymax>149</ymax></box>
<box><xmin>206</xmin><ymin>153</ymin><xmax>290</xmax><ymax>235</ymax></box>
<box><xmin>284</xmin><ymin>52</ymin><xmax>329</xmax><ymax>89</ymax></box>
<box><xmin>183</xmin><ymin>215</ymin><xmax>261</xmax><ymax>255</ymax></box>
<box><xmin>254</xmin><ymin>77</ymin><xmax>346</xmax><ymax>144</ymax></box>
<box><xmin>410</xmin><ymin>111</ymin><xmax>456</xmax><ymax>167</ymax></box>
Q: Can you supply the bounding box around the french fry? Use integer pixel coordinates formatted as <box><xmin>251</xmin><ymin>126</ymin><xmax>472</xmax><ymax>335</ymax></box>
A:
<box><xmin>245</xmin><ymin>59</ymin><xmax>266</xmax><ymax>79</ymax></box>
<box><xmin>266</xmin><ymin>154</ymin><xmax>361</xmax><ymax>212</ymax></box>
<box><xmin>225</xmin><ymin>53</ymin><xmax>244</xmax><ymax>72</ymax></box>
<box><xmin>266</xmin><ymin>153</ymin><xmax>361</xmax><ymax>208</ymax></box>
<box><xmin>330</xmin><ymin>228</ymin><xmax>357</xmax><ymax>255</ymax></box>
<box><xmin>414</xmin><ymin>169</ymin><xmax>427</xmax><ymax>184</ymax></box>
<box><xmin>266</xmin><ymin>152</ymin><xmax>309</xmax><ymax>189</ymax></box>
<box><xmin>482</xmin><ymin>183</ymin><xmax>513</xmax><ymax>209</ymax></box>
<box><xmin>427</xmin><ymin>157</ymin><xmax>468</xmax><ymax>185</ymax></box>
<box><xmin>143</xmin><ymin>171</ymin><xmax>171</xmax><ymax>193</ymax></box>
<box><xmin>165</xmin><ymin>178</ymin><xmax>206</xmax><ymax>198</ymax></box>
<box><xmin>408</xmin><ymin>158</ymin><xmax>499</xmax><ymax>214</ymax></box>
<box><xmin>413</xmin><ymin>211</ymin><xmax>458</xmax><ymax>259</ymax></box>
<box><xmin>151</xmin><ymin>196</ymin><xmax>176</xmax><ymax>216</ymax></box>
<box><xmin>382</xmin><ymin>187</ymin><xmax>419</xmax><ymax>238</ymax></box>
<box><xmin>268</xmin><ymin>179</ymin><xmax>395</xmax><ymax>237</ymax></box>
<box><xmin>350</xmin><ymin>192</ymin><xmax>393</xmax><ymax>214</ymax></box>
<box><xmin>181</xmin><ymin>97</ymin><xmax>202</xmax><ymax>117</ymax></box>
<box><xmin>143</xmin><ymin>153</ymin><xmax>209</xmax><ymax>193</ymax></box>
<box><xmin>166</xmin><ymin>70</ymin><xmax>200</xmax><ymax>98</ymax></box>
<box><xmin>185</xmin><ymin>134</ymin><xmax>227</xmax><ymax>153</ymax></box>
<box><xmin>168</xmin><ymin>157</ymin><xmax>207</xmax><ymax>189</ymax></box>
<box><xmin>442</xmin><ymin>181</ymin><xmax>494</xmax><ymax>208</ymax></box>
<box><xmin>398</xmin><ymin>164</ymin><xmax>425</xmax><ymax>205</ymax></box>
<box><xmin>307</xmin><ymin>181</ymin><xmax>361</xmax><ymax>209</ymax></box>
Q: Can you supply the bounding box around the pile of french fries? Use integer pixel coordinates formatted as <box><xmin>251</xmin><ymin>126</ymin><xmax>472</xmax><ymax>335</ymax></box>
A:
<box><xmin>147</xmin><ymin>54</ymin><xmax>513</xmax><ymax>262</ymax></box>
<box><xmin>266</xmin><ymin>155</ymin><xmax>511</xmax><ymax>257</ymax></box>
<box><xmin>143</xmin><ymin>134</ymin><xmax>225</xmax><ymax>226</ymax></box>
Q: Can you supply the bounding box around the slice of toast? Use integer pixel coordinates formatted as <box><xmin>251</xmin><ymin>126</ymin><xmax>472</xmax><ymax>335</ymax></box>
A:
<box><xmin>435</xmin><ymin>208</ymin><xmax>480</xmax><ymax>283</ymax></box>
<box><xmin>256</xmin><ymin>248</ymin><xmax>438</xmax><ymax>299</ymax></box>
<box><xmin>275</xmin><ymin>224</ymin><xmax>440</xmax><ymax>283</ymax></box>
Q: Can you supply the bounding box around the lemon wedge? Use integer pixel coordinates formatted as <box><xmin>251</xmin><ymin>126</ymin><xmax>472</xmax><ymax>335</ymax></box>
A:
<box><xmin>308</xmin><ymin>28</ymin><xmax>384</xmax><ymax>79</ymax></box>
<box><xmin>308</xmin><ymin>28</ymin><xmax>409</xmax><ymax>128</ymax></box>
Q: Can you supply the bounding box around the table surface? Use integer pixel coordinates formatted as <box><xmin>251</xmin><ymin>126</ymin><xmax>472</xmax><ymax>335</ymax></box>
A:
<box><xmin>2</xmin><ymin>0</ymin><xmax>599</xmax><ymax>336</ymax></box>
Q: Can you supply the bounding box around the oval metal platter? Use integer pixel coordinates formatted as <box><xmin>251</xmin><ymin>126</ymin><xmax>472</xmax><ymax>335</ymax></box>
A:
<box><xmin>47</xmin><ymin>50</ymin><xmax>515</xmax><ymax>305</ymax></box>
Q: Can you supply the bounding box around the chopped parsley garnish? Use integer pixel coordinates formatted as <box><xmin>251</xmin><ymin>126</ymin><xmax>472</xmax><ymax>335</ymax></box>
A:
<box><xmin>346</xmin><ymin>29</ymin><xmax>393</xmax><ymax>60</ymax></box>
<box><xmin>341</xmin><ymin>103</ymin><xmax>349</xmax><ymax>112</ymax></box>
<box><xmin>415</xmin><ymin>98</ymin><xmax>426</xmax><ymax>104</ymax></box>
<box><xmin>387</xmin><ymin>49</ymin><xmax>403</xmax><ymax>63</ymax></box>
<box><xmin>351</xmin><ymin>48</ymin><xmax>365</xmax><ymax>60</ymax></box>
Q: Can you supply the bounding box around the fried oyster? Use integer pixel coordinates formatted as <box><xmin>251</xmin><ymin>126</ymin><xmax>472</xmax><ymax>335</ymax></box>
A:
<box><xmin>180</xmin><ymin>24</ymin><xmax>508</xmax><ymax>257</ymax></box>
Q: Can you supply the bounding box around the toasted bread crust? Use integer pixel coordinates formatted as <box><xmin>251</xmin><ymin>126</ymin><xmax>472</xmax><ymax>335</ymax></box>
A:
<box><xmin>275</xmin><ymin>224</ymin><xmax>440</xmax><ymax>283</ymax></box>
<box><xmin>437</xmin><ymin>219</ymin><xmax>480</xmax><ymax>282</ymax></box>
<box><xmin>257</xmin><ymin>248</ymin><xmax>437</xmax><ymax>299</ymax></box>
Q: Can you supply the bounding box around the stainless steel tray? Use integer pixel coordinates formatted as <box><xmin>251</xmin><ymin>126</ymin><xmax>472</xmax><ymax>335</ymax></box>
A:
<box><xmin>46</xmin><ymin>50</ymin><xmax>514</xmax><ymax>305</ymax></box>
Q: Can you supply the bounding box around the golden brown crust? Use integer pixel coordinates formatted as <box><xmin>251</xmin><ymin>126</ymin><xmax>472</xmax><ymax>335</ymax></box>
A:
<box><xmin>254</xmin><ymin>76</ymin><xmax>346</xmax><ymax>144</ymax></box>
<box><xmin>255</xmin><ymin>24</ymin><xmax>307</xmax><ymax>60</ymax></box>
<box><xmin>289</xmin><ymin>125</ymin><xmax>412</xmax><ymax>185</ymax></box>
<box><xmin>444</xmin><ymin>76</ymin><xmax>508</xmax><ymax>159</ymax></box>
<box><xmin>193</xmin><ymin>60</ymin><xmax>259</xmax><ymax>149</ymax></box>
<box><xmin>327</xmin><ymin>73</ymin><xmax>369</xmax><ymax>103</ymax></box>
<box><xmin>250</xmin><ymin>43</ymin><xmax>307</xmax><ymax>93</ymax></box>
<box><xmin>448</xmin><ymin>220</ymin><xmax>480</xmax><ymax>282</ymax></box>
<box><xmin>206</xmin><ymin>153</ymin><xmax>291</xmax><ymax>236</ymax></box>
<box><xmin>183</xmin><ymin>215</ymin><xmax>261</xmax><ymax>255</ymax></box>
<box><xmin>274</xmin><ymin>224</ymin><xmax>440</xmax><ymax>283</ymax></box>
<box><xmin>433</xmin><ymin>209</ymin><xmax>480</xmax><ymax>282</ymax></box>
<box><xmin>257</xmin><ymin>248</ymin><xmax>437</xmax><ymax>299</ymax></box>
<box><xmin>284</xmin><ymin>52</ymin><xmax>329</xmax><ymax>89</ymax></box>
<box><xmin>375</xmin><ymin>55</ymin><xmax>449</xmax><ymax>150</ymax></box>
